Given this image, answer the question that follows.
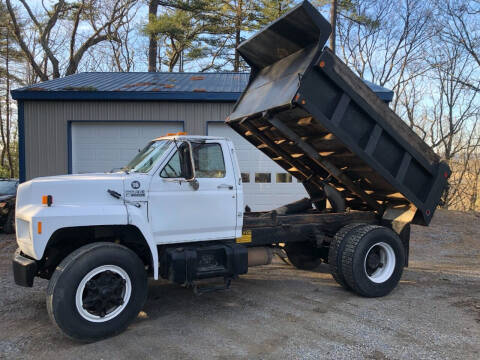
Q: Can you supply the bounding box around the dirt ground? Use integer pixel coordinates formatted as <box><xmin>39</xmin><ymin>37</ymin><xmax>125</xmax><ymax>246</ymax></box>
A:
<box><xmin>0</xmin><ymin>209</ymin><xmax>479</xmax><ymax>360</ymax></box>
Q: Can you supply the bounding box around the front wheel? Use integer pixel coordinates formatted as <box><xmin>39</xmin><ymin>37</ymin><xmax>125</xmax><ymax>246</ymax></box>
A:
<box><xmin>46</xmin><ymin>242</ymin><xmax>148</xmax><ymax>341</ymax></box>
<box><xmin>342</xmin><ymin>225</ymin><xmax>405</xmax><ymax>297</ymax></box>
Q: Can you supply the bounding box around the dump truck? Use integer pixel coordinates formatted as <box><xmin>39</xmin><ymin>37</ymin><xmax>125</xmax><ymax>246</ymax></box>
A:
<box><xmin>12</xmin><ymin>1</ymin><xmax>450</xmax><ymax>341</ymax></box>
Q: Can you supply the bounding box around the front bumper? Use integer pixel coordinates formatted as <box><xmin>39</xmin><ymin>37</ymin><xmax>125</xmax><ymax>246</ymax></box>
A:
<box><xmin>12</xmin><ymin>249</ymin><xmax>37</xmax><ymax>287</ymax></box>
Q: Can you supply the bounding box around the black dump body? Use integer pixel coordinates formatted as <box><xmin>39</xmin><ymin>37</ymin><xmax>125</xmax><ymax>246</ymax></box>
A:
<box><xmin>227</xmin><ymin>1</ymin><xmax>450</xmax><ymax>226</ymax></box>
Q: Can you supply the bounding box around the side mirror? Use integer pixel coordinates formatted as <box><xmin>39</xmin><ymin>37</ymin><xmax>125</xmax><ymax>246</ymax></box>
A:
<box><xmin>184</xmin><ymin>141</ymin><xmax>199</xmax><ymax>191</ymax></box>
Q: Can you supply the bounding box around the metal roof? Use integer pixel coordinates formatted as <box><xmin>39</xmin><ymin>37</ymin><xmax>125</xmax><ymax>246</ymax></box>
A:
<box><xmin>11</xmin><ymin>72</ymin><xmax>394</xmax><ymax>102</ymax></box>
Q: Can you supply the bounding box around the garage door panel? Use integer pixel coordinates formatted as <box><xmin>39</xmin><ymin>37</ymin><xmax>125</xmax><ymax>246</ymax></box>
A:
<box><xmin>208</xmin><ymin>122</ymin><xmax>308</xmax><ymax>211</ymax></box>
<box><xmin>72</xmin><ymin>121</ymin><xmax>183</xmax><ymax>174</ymax></box>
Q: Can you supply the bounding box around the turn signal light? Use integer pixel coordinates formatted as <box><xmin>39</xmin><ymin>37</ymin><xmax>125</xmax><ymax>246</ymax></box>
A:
<box><xmin>42</xmin><ymin>195</ymin><xmax>53</xmax><ymax>207</ymax></box>
<box><xmin>37</xmin><ymin>221</ymin><xmax>42</xmax><ymax>234</ymax></box>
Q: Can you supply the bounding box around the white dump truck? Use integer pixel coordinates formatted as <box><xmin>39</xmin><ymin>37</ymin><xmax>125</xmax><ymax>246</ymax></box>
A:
<box><xmin>12</xmin><ymin>1</ymin><xmax>449</xmax><ymax>341</ymax></box>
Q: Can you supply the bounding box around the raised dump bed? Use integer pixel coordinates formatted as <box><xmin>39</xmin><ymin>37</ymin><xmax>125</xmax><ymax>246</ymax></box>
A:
<box><xmin>227</xmin><ymin>0</ymin><xmax>450</xmax><ymax>225</ymax></box>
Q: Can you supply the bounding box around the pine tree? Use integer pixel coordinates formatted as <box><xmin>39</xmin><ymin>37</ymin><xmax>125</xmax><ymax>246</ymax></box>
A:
<box><xmin>145</xmin><ymin>0</ymin><xmax>222</xmax><ymax>72</ymax></box>
<box><xmin>314</xmin><ymin>0</ymin><xmax>379</xmax><ymax>53</ymax></box>
<box><xmin>256</xmin><ymin>0</ymin><xmax>297</xmax><ymax>26</ymax></box>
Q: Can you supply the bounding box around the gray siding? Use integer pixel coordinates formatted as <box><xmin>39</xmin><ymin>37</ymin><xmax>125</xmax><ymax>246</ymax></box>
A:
<box><xmin>24</xmin><ymin>100</ymin><xmax>235</xmax><ymax>180</ymax></box>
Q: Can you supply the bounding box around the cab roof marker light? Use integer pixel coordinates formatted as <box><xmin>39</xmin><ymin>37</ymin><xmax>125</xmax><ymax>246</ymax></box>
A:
<box><xmin>42</xmin><ymin>195</ymin><xmax>53</xmax><ymax>207</ymax></box>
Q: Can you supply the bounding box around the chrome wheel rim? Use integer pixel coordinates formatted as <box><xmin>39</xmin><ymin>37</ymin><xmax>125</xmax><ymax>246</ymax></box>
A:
<box><xmin>75</xmin><ymin>265</ymin><xmax>131</xmax><ymax>323</ymax></box>
<box><xmin>364</xmin><ymin>242</ymin><xmax>396</xmax><ymax>283</ymax></box>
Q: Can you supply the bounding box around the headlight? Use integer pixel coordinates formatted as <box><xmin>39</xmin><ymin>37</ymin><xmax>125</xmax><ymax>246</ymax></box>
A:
<box><xmin>16</xmin><ymin>219</ymin><xmax>31</xmax><ymax>241</ymax></box>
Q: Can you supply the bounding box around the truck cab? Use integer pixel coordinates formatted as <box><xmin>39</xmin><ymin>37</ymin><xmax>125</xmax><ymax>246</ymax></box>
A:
<box><xmin>14</xmin><ymin>135</ymin><xmax>244</xmax><ymax>279</ymax></box>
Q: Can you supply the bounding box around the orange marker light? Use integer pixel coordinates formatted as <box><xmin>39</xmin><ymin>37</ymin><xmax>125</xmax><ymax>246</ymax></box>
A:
<box><xmin>37</xmin><ymin>221</ymin><xmax>42</xmax><ymax>234</ymax></box>
<box><xmin>42</xmin><ymin>195</ymin><xmax>53</xmax><ymax>206</ymax></box>
<box><xmin>319</xmin><ymin>60</ymin><xmax>326</xmax><ymax>68</ymax></box>
<box><xmin>176</xmin><ymin>132</ymin><xmax>187</xmax><ymax>135</ymax></box>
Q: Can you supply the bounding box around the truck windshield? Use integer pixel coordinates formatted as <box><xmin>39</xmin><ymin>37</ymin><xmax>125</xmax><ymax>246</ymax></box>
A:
<box><xmin>123</xmin><ymin>140</ymin><xmax>171</xmax><ymax>173</ymax></box>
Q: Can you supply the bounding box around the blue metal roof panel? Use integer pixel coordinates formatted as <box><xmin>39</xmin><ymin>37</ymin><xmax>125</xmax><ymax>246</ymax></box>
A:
<box><xmin>11</xmin><ymin>72</ymin><xmax>393</xmax><ymax>102</ymax></box>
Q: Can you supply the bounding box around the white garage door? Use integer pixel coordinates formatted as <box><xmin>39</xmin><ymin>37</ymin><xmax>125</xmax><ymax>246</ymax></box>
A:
<box><xmin>71</xmin><ymin>121</ymin><xmax>183</xmax><ymax>174</ymax></box>
<box><xmin>208</xmin><ymin>122</ymin><xmax>308</xmax><ymax>211</ymax></box>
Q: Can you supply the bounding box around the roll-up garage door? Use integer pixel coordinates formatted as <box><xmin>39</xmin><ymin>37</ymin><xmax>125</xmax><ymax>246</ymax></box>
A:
<box><xmin>71</xmin><ymin>121</ymin><xmax>183</xmax><ymax>173</ymax></box>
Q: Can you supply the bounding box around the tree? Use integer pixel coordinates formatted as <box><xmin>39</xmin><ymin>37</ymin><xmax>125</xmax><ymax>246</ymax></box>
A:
<box><xmin>435</xmin><ymin>0</ymin><xmax>480</xmax><ymax>92</ymax></box>
<box><xmin>256</xmin><ymin>0</ymin><xmax>296</xmax><ymax>26</ymax></box>
<box><xmin>5</xmin><ymin>0</ymin><xmax>136</xmax><ymax>80</ymax></box>
<box><xmin>329</xmin><ymin>0</ymin><xmax>337</xmax><ymax>52</ymax></box>
<box><xmin>147</xmin><ymin>0</ymin><xmax>160</xmax><ymax>72</ymax></box>
<box><xmin>424</xmin><ymin>39</ymin><xmax>479</xmax><ymax>209</ymax></box>
<box><xmin>0</xmin><ymin>1</ymin><xmax>23</xmax><ymax>178</ymax></box>
<box><xmin>216</xmin><ymin>0</ymin><xmax>260</xmax><ymax>71</ymax></box>
<box><xmin>145</xmin><ymin>1</ymin><xmax>221</xmax><ymax>72</ymax></box>
<box><xmin>315</xmin><ymin>0</ymin><xmax>378</xmax><ymax>54</ymax></box>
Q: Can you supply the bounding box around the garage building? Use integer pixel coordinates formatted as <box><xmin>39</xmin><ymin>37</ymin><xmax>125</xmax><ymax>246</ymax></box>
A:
<box><xmin>11</xmin><ymin>72</ymin><xmax>393</xmax><ymax>211</ymax></box>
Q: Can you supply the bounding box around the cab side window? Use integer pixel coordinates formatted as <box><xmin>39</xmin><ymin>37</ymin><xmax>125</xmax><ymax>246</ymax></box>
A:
<box><xmin>193</xmin><ymin>143</ymin><xmax>225</xmax><ymax>178</ymax></box>
<box><xmin>160</xmin><ymin>151</ymin><xmax>182</xmax><ymax>178</ymax></box>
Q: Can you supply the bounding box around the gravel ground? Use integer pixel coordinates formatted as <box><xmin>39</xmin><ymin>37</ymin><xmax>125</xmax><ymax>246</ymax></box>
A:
<box><xmin>0</xmin><ymin>209</ymin><xmax>479</xmax><ymax>360</ymax></box>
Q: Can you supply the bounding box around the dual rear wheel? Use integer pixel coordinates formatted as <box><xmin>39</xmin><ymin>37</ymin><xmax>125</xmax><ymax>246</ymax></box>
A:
<box><xmin>286</xmin><ymin>224</ymin><xmax>405</xmax><ymax>297</ymax></box>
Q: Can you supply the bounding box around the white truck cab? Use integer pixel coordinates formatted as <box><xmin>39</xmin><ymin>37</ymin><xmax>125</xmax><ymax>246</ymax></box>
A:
<box><xmin>15</xmin><ymin>135</ymin><xmax>243</xmax><ymax>280</ymax></box>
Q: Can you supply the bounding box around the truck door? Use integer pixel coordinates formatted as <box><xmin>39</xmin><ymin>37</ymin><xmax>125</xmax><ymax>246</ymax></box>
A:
<box><xmin>148</xmin><ymin>140</ymin><xmax>238</xmax><ymax>244</ymax></box>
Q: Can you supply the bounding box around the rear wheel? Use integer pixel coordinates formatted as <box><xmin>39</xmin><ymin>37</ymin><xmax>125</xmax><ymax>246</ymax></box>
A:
<box><xmin>284</xmin><ymin>242</ymin><xmax>323</xmax><ymax>270</ymax></box>
<box><xmin>46</xmin><ymin>242</ymin><xmax>148</xmax><ymax>341</ymax></box>
<box><xmin>328</xmin><ymin>223</ymin><xmax>367</xmax><ymax>289</ymax></box>
<box><xmin>342</xmin><ymin>225</ymin><xmax>405</xmax><ymax>297</ymax></box>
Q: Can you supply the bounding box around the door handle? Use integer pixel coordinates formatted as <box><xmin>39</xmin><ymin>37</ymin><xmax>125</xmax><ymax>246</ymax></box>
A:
<box><xmin>218</xmin><ymin>184</ymin><xmax>234</xmax><ymax>190</ymax></box>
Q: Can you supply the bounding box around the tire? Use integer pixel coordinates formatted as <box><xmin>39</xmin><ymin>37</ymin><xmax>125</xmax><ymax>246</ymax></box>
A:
<box><xmin>328</xmin><ymin>223</ymin><xmax>368</xmax><ymax>289</ymax></box>
<box><xmin>3</xmin><ymin>209</ymin><xmax>15</xmax><ymax>234</ymax></box>
<box><xmin>46</xmin><ymin>242</ymin><xmax>148</xmax><ymax>341</ymax></box>
<box><xmin>342</xmin><ymin>225</ymin><xmax>405</xmax><ymax>297</ymax></box>
<box><xmin>284</xmin><ymin>242</ymin><xmax>322</xmax><ymax>270</ymax></box>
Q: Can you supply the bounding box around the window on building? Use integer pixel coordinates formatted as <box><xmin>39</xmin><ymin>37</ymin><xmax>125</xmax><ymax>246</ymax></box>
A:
<box><xmin>255</xmin><ymin>173</ymin><xmax>271</xmax><ymax>183</ymax></box>
<box><xmin>241</xmin><ymin>173</ymin><xmax>250</xmax><ymax>183</ymax></box>
<box><xmin>276</xmin><ymin>173</ymin><xmax>293</xmax><ymax>183</ymax></box>
<box><xmin>192</xmin><ymin>143</ymin><xmax>225</xmax><ymax>178</ymax></box>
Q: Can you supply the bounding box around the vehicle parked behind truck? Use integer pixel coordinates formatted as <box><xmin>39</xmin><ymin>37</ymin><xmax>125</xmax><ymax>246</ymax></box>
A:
<box><xmin>11</xmin><ymin>1</ymin><xmax>450</xmax><ymax>341</ymax></box>
<box><xmin>0</xmin><ymin>179</ymin><xmax>18</xmax><ymax>234</ymax></box>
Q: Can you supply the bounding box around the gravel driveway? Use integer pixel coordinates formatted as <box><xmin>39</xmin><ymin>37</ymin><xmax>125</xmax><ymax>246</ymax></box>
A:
<box><xmin>1</xmin><ymin>209</ymin><xmax>479</xmax><ymax>359</ymax></box>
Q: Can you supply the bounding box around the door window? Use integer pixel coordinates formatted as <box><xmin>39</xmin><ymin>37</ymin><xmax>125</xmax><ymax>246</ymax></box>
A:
<box><xmin>160</xmin><ymin>151</ymin><xmax>182</xmax><ymax>178</ymax></box>
<box><xmin>192</xmin><ymin>143</ymin><xmax>226</xmax><ymax>178</ymax></box>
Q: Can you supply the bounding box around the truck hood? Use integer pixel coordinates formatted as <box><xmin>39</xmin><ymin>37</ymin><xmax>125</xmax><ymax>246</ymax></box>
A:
<box><xmin>16</xmin><ymin>173</ymin><xmax>127</xmax><ymax>210</ymax></box>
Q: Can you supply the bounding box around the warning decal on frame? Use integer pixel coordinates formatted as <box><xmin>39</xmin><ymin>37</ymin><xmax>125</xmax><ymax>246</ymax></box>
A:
<box><xmin>236</xmin><ymin>230</ymin><xmax>252</xmax><ymax>243</ymax></box>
